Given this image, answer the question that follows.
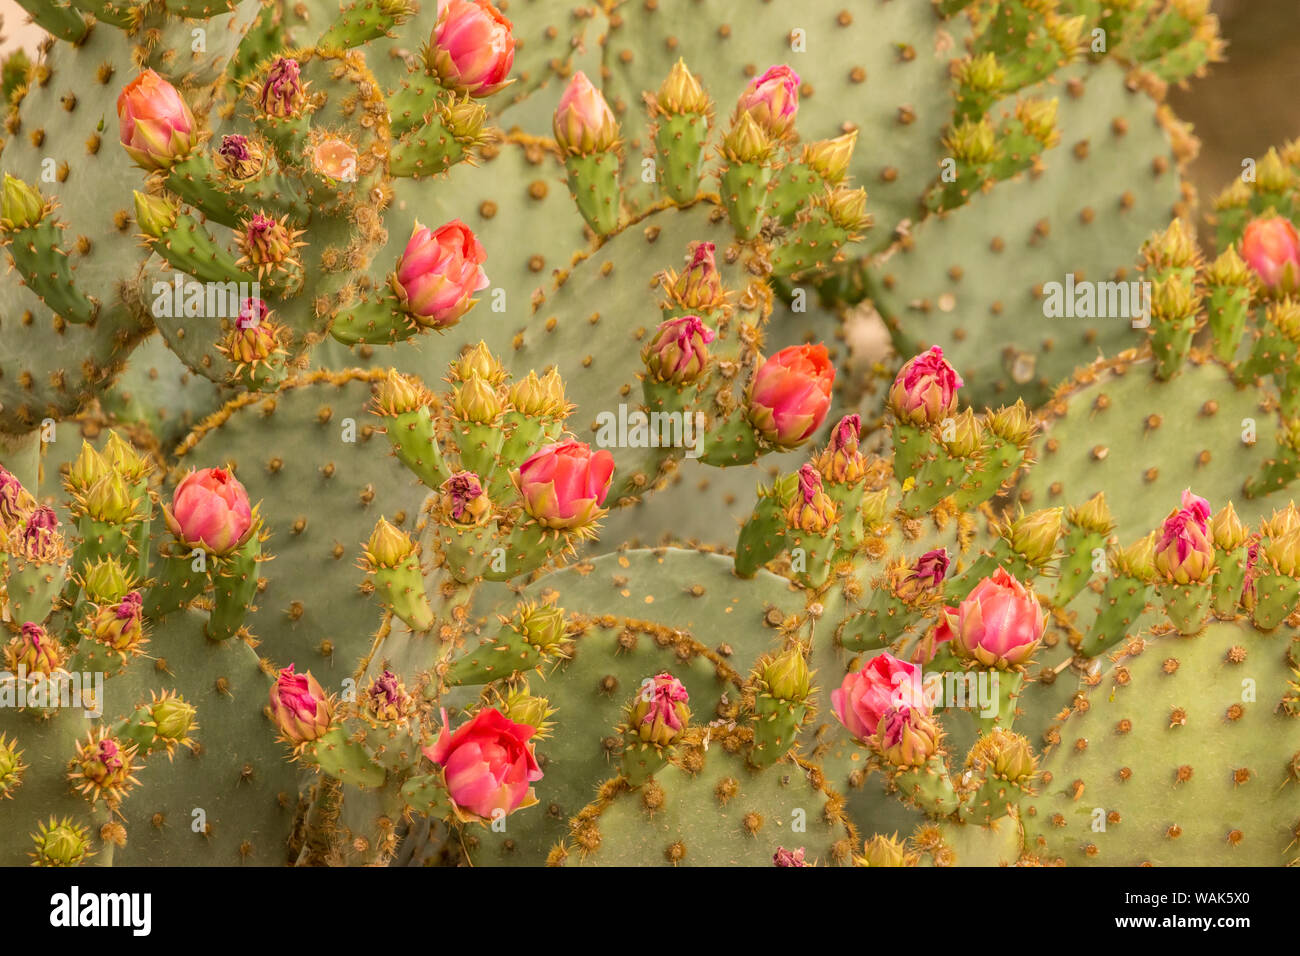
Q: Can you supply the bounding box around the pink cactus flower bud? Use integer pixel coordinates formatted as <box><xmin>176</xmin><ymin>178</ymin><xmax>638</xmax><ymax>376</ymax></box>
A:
<box><xmin>516</xmin><ymin>440</ymin><xmax>615</xmax><ymax>530</ymax></box>
<box><xmin>873</xmin><ymin>705</ymin><xmax>940</xmax><ymax>767</ymax></box>
<box><xmin>237</xmin><ymin>297</ymin><xmax>268</xmax><ymax>329</ymax></box>
<box><xmin>954</xmin><ymin>567</ymin><xmax>1045</xmax><ymax>668</ymax></box>
<box><xmin>785</xmin><ymin>463</ymin><xmax>837</xmax><ymax>533</ymax></box>
<box><xmin>1240</xmin><ymin>215</ymin><xmax>1300</xmax><ymax>293</ymax></box>
<box><xmin>747</xmin><ymin>343</ymin><xmax>836</xmax><ymax>448</ymax></box>
<box><xmin>0</xmin><ymin>464</ymin><xmax>33</xmax><ymax>527</ymax></box>
<box><xmin>268</xmin><ymin>664</ymin><xmax>334</xmax><ymax>745</ymax></box>
<box><xmin>427</xmin><ymin>0</ymin><xmax>516</xmax><ymax>97</ymax></box>
<box><xmin>165</xmin><ymin>467</ymin><xmax>253</xmax><ymax>555</ymax></box>
<box><xmin>4</xmin><ymin>621</ymin><xmax>68</xmax><ymax>675</ymax></box>
<box><xmin>423</xmin><ymin>706</ymin><xmax>543</xmax><ymax>821</ymax></box>
<box><xmin>830</xmin><ymin>652</ymin><xmax>923</xmax><ymax>742</ymax></box>
<box><xmin>888</xmin><ymin>345</ymin><xmax>963</xmax><ymax>427</ymax></box>
<box><xmin>260</xmin><ymin>57</ymin><xmax>306</xmax><ymax>117</ymax></box>
<box><xmin>670</xmin><ymin>241</ymin><xmax>725</xmax><ymax>311</ymax></box>
<box><xmin>390</xmin><ymin>219</ymin><xmax>490</xmax><ymax>328</ymax></box>
<box><xmin>20</xmin><ymin>506</ymin><xmax>62</xmax><ymax>562</ymax></box>
<box><xmin>773</xmin><ymin>846</ymin><xmax>811</xmax><ymax>867</ymax></box>
<box><xmin>116</xmin><ymin>69</ymin><xmax>196</xmax><ymax>170</ymax></box>
<box><xmin>815</xmin><ymin>413</ymin><xmax>867</xmax><ymax>484</ymax></box>
<box><xmin>914</xmin><ymin>548</ymin><xmax>950</xmax><ymax>586</ymax></box>
<box><xmin>632</xmin><ymin>672</ymin><xmax>691</xmax><ymax>745</ymax></box>
<box><xmin>1154</xmin><ymin>489</ymin><xmax>1216</xmax><ymax>585</ymax></box>
<box><xmin>735</xmin><ymin>65</ymin><xmax>801</xmax><ymax>139</ymax></box>
<box><xmin>92</xmin><ymin>591</ymin><xmax>145</xmax><ymax>653</ymax></box>
<box><xmin>642</xmin><ymin>314</ymin><xmax>716</xmax><ymax>385</ymax></box>
<box><xmin>553</xmin><ymin>70</ymin><xmax>619</xmax><ymax>155</ymax></box>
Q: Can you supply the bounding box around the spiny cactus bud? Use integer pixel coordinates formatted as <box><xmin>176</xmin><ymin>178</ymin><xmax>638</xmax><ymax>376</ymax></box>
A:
<box><xmin>64</xmin><ymin>441</ymin><xmax>109</xmax><ymax>498</ymax></box>
<box><xmin>29</xmin><ymin>817</ymin><xmax>94</xmax><ymax>867</ymax></box>
<box><xmin>1256</xmin><ymin>147</ymin><xmax>1293</xmax><ymax>194</ymax></box>
<box><xmin>516</xmin><ymin>440</ymin><xmax>615</xmax><ymax>530</ymax></box>
<box><xmin>452</xmin><ymin>373</ymin><xmax>503</xmax><ymax>423</ymax></box>
<box><xmin>82</xmin><ymin>473</ymin><xmax>136</xmax><ymax>524</ymax></box>
<box><xmin>654</xmin><ymin>58</ymin><xmax>710</xmax><ymax>115</ymax></box>
<box><xmin>773</xmin><ymin>846</ymin><xmax>811</xmax><ymax>867</ymax></box>
<box><xmin>1211</xmin><ymin>502</ymin><xmax>1249</xmax><ymax>552</ymax></box>
<box><xmin>784</xmin><ymin>464</ymin><xmax>837</xmax><ymax>533</ymax></box>
<box><xmin>0</xmin><ymin>464</ymin><xmax>34</xmax><ymax>528</ymax></box>
<box><xmin>1141</xmin><ymin>217</ymin><xmax>1201</xmax><ymax>273</ymax></box>
<box><xmin>858</xmin><ymin>832</ymin><xmax>919</xmax><ymax>867</ymax></box>
<box><xmin>802</xmin><ymin>130</ymin><xmax>858</xmax><ymax>184</ymax></box>
<box><xmin>1067</xmin><ymin>492</ymin><xmax>1114</xmax><ymax>535</ymax></box>
<box><xmin>133</xmin><ymin>190</ymin><xmax>178</xmax><ymax>238</ymax></box>
<box><xmin>956</xmin><ymin>51</ymin><xmax>1006</xmax><ymax>95</ymax></box>
<box><xmin>1240</xmin><ymin>214</ymin><xmax>1300</xmax><ymax>295</ymax></box>
<box><xmin>236</xmin><ymin>211</ymin><xmax>306</xmax><ymax>280</ymax></box>
<box><xmin>363</xmin><ymin>670</ymin><xmax>415</xmax><ymax>723</ymax></box>
<box><xmin>642</xmin><ymin>314</ymin><xmax>716</xmax><ymax>385</ymax></box>
<box><xmin>214</xmin><ymin>133</ymin><xmax>266</xmax><ymax>182</ymax></box>
<box><xmin>68</xmin><ymin>730</ymin><xmax>140</xmax><ymax>807</ymax></box>
<box><xmin>873</xmin><ymin>705</ymin><xmax>940</xmax><ymax>767</ymax></box>
<box><xmin>1150</xmin><ymin>273</ymin><xmax>1200</xmax><ymax>322</ymax></box>
<box><xmin>888</xmin><ymin>345</ymin><xmax>963</xmax><ymax>427</ymax></box>
<box><xmin>1</xmin><ymin>173</ymin><xmax>45</xmax><ymax>229</ymax></box>
<box><xmin>451</xmin><ymin>341</ymin><xmax>508</xmax><ymax>386</ymax></box>
<box><xmin>748</xmin><ymin>344</ymin><xmax>835</xmax><ymax>448</ymax></box>
<box><xmin>734</xmin><ymin>64</ymin><xmax>800</xmax><ymax>140</ymax></box>
<box><xmin>1204</xmin><ymin>243</ymin><xmax>1253</xmax><ymax>288</ymax></box>
<box><xmin>507</xmin><ymin>370</ymin><xmax>557</xmax><ymax>418</ymax></box>
<box><xmin>501</xmin><ymin>685</ymin><xmax>554</xmax><ymax>737</ymax></box>
<box><xmin>945</xmin><ymin>117</ymin><xmax>998</xmax><ymax>163</ymax></box>
<box><xmin>825</xmin><ymin>186</ymin><xmax>871</xmax><ymax>234</ymax></box>
<box><xmin>0</xmin><ymin>733</ymin><xmax>25</xmax><ymax>799</ymax></box>
<box><xmin>103</xmin><ymin>431</ymin><xmax>150</xmax><ymax>484</ymax></box>
<box><xmin>1114</xmin><ymin>531</ymin><xmax>1157</xmax><ymax>581</ymax></box>
<box><xmin>1214</xmin><ymin>179</ymin><xmax>1251</xmax><ymax>211</ymax></box>
<box><xmin>366</xmin><ymin>517</ymin><xmax>415</xmax><ymax>568</ymax></box>
<box><xmin>511</xmin><ymin>599</ymin><xmax>568</xmax><ymax>652</ymax></box>
<box><xmin>985</xmin><ymin>399</ymin><xmax>1035</xmax><ymax>446</ymax></box>
<box><xmin>165</xmin><ymin>467</ymin><xmax>253</xmax><ymax>555</ymax></box>
<box><xmin>424</xmin><ymin>707</ymin><xmax>543</xmax><ymax>821</ymax></box>
<box><xmin>438</xmin><ymin>472</ymin><xmax>491</xmax><ymax>526</ymax></box>
<box><xmin>722</xmin><ymin>110</ymin><xmax>775</xmax><ymax>163</ymax></box>
<box><xmin>259</xmin><ymin>56</ymin><xmax>307</xmax><ymax>117</ymax></box>
<box><xmin>425</xmin><ymin>0</ymin><xmax>516</xmax><ymax>97</ymax></box>
<box><xmin>1005</xmin><ymin>507</ymin><xmax>1063</xmax><ymax>567</ymax></box>
<box><xmin>390</xmin><ymin>219</ymin><xmax>489</xmax><ymax>328</ymax></box>
<box><xmin>440</xmin><ymin>95</ymin><xmax>489</xmax><ymax>143</ymax></box>
<box><xmin>372</xmin><ymin>368</ymin><xmax>432</xmax><ymax>416</ymax></box>
<box><xmin>1263</xmin><ymin>526</ymin><xmax>1300</xmax><ymax>578</ymax></box>
<box><xmin>19</xmin><ymin>505</ymin><xmax>64</xmax><ymax>563</ymax></box>
<box><xmin>80</xmin><ymin>556</ymin><xmax>135</xmax><ymax>605</ymax></box>
<box><xmin>144</xmin><ymin>690</ymin><xmax>198</xmax><ymax>756</ymax></box>
<box><xmin>669</xmin><ymin>241</ymin><xmax>726</xmax><ymax>312</ymax></box>
<box><xmin>117</xmin><ymin>69</ymin><xmax>195</xmax><ymax>170</ymax></box>
<box><xmin>1263</xmin><ymin>502</ymin><xmax>1300</xmax><ymax>539</ymax></box>
<box><xmin>889</xmin><ymin>548</ymin><xmax>950</xmax><ymax>606</ymax></box>
<box><xmin>967</xmin><ymin>728</ymin><xmax>1038</xmax><ymax>783</ymax></box>
<box><xmin>942</xmin><ymin>407</ymin><xmax>983</xmax><ymax>458</ymax></box>
<box><xmin>268</xmin><ymin>665</ymin><xmax>334</xmax><ymax>745</ymax></box>
<box><xmin>1154</xmin><ymin>489</ymin><xmax>1215</xmax><ymax>585</ymax></box>
<box><xmin>630</xmin><ymin>673</ymin><xmax>691</xmax><ymax>746</ymax></box>
<box><xmin>88</xmin><ymin>591</ymin><xmax>146</xmax><ymax>657</ymax></box>
<box><xmin>219</xmin><ymin>317</ymin><xmax>288</xmax><ymax>372</ymax></box>
<box><xmin>1016</xmin><ymin>97</ymin><xmax>1059</xmax><ymax>146</ymax></box>
<box><xmin>761</xmin><ymin>647</ymin><xmax>811</xmax><ymax>702</ymax></box>
<box><xmin>553</xmin><ymin>70</ymin><xmax>619</xmax><ymax>155</ymax></box>
<box><xmin>954</xmin><ymin>568</ymin><xmax>1045</xmax><ymax>668</ymax></box>
<box><xmin>814</xmin><ymin>414</ymin><xmax>867</xmax><ymax>484</ymax></box>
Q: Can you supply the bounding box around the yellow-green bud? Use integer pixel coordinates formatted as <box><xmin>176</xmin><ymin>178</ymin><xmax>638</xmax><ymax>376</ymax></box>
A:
<box><xmin>1067</xmin><ymin>492</ymin><xmax>1114</xmax><ymax>536</ymax></box>
<box><xmin>1006</xmin><ymin>507</ymin><xmax>1063</xmax><ymax>566</ymax></box>
<box><xmin>1114</xmin><ymin>532</ymin><xmax>1157</xmax><ymax>581</ymax></box>
<box><xmin>452</xmin><ymin>341</ymin><xmax>508</xmax><ymax>386</ymax></box>
<box><xmin>30</xmin><ymin>817</ymin><xmax>94</xmax><ymax>867</ymax></box>
<box><xmin>148</xmin><ymin>692</ymin><xmax>198</xmax><ymax>749</ymax></box>
<box><xmin>2</xmin><ymin>174</ymin><xmax>45</xmax><ymax>230</ymax></box>
<box><xmin>365</xmin><ymin>517</ymin><xmax>414</xmax><ymax>568</ymax></box>
<box><xmin>760</xmin><ymin>647</ymin><xmax>810</xmax><ymax>701</ymax></box>
<box><xmin>857</xmin><ymin>832</ymin><xmax>919</xmax><ymax>867</ymax></box>
<box><xmin>83</xmin><ymin>473</ymin><xmax>136</xmax><ymax>524</ymax></box>
<box><xmin>985</xmin><ymin>400</ymin><xmax>1035</xmax><ymax>446</ymax></box>
<box><xmin>802</xmin><ymin>130</ymin><xmax>858</xmax><ymax>184</ymax></box>
<box><xmin>944</xmin><ymin>117</ymin><xmax>998</xmax><ymax>164</ymax></box>
<box><xmin>1256</xmin><ymin>148</ymin><xmax>1293</xmax><ymax>194</ymax></box>
<box><xmin>65</xmin><ymin>441</ymin><xmax>110</xmax><ymax>496</ymax></box>
<box><xmin>861</xmin><ymin>488</ymin><xmax>891</xmax><ymax>528</ymax></box>
<box><xmin>1205</xmin><ymin>244</ymin><xmax>1252</xmax><ymax>288</ymax></box>
<box><xmin>81</xmin><ymin>556</ymin><xmax>135</xmax><ymax>604</ymax></box>
<box><xmin>452</xmin><ymin>373</ymin><xmax>503</xmax><ymax>424</ymax></box>
<box><xmin>514</xmin><ymin>600</ymin><xmax>567</xmax><ymax>651</ymax></box>
<box><xmin>1141</xmin><ymin>217</ymin><xmax>1200</xmax><ymax>272</ymax></box>
<box><xmin>825</xmin><ymin>186</ymin><xmax>871</xmax><ymax>233</ymax></box>
<box><xmin>1210</xmin><ymin>502</ymin><xmax>1249</xmax><ymax>551</ymax></box>
<box><xmin>0</xmin><ymin>733</ymin><xmax>25</xmax><ymax>799</ymax></box>
<box><xmin>103</xmin><ymin>431</ymin><xmax>151</xmax><ymax>484</ymax></box>
<box><xmin>373</xmin><ymin>368</ymin><xmax>431</xmax><ymax>416</ymax></box>
<box><xmin>502</xmin><ymin>686</ymin><xmax>555</xmax><ymax>736</ymax></box>
<box><xmin>957</xmin><ymin>52</ymin><xmax>1006</xmax><ymax>94</ymax></box>
<box><xmin>967</xmin><ymin>727</ymin><xmax>1037</xmax><ymax>783</ymax></box>
<box><xmin>942</xmin><ymin>408</ymin><xmax>983</xmax><ymax>458</ymax></box>
<box><xmin>655</xmin><ymin>58</ymin><xmax>710</xmax><ymax>115</ymax></box>
<box><xmin>723</xmin><ymin>111</ymin><xmax>775</xmax><ymax>164</ymax></box>
<box><xmin>133</xmin><ymin>190</ymin><xmax>178</xmax><ymax>238</ymax></box>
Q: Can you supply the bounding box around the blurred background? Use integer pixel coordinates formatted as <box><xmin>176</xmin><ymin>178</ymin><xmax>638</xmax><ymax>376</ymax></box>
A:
<box><xmin>1</xmin><ymin>0</ymin><xmax>1296</xmax><ymax>228</ymax></box>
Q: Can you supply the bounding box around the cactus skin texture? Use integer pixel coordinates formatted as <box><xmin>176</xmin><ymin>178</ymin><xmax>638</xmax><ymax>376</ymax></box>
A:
<box><xmin>1</xmin><ymin>0</ymin><xmax>1299</xmax><ymax>870</ymax></box>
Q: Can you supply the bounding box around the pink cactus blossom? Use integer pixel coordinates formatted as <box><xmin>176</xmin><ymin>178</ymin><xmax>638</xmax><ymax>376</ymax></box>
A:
<box><xmin>391</xmin><ymin>220</ymin><xmax>489</xmax><ymax>328</ymax></box>
<box><xmin>748</xmin><ymin>344</ymin><xmax>835</xmax><ymax>448</ymax></box>
<box><xmin>954</xmin><ymin>567</ymin><xmax>1045</xmax><ymax>668</ymax></box>
<box><xmin>643</xmin><ymin>314</ymin><xmax>716</xmax><ymax>384</ymax></box>
<box><xmin>428</xmin><ymin>0</ymin><xmax>516</xmax><ymax>97</ymax></box>
<box><xmin>268</xmin><ymin>664</ymin><xmax>333</xmax><ymax>744</ymax></box>
<box><xmin>735</xmin><ymin>65</ymin><xmax>801</xmax><ymax>138</ymax></box>
<box><xmin>166</xmin><ymin>467</ymin><xmax>252</xmax><ymax>555</ymax></box>
<box><xmin>117</xmin><ymin>70</ymin><xmax>195</xmax><ymax>170</ymax></box>
<box><xmin>1154</xmin><ymin>488</ymin><xmax>1215</xmax><ymax>585</ymax></box>
<box><xmin>830</xmin><ymin>652</ymin><xmax>922</xmax><ymax>741</ymax></box>
<box><xmin>424</xmin><ymin>706</ymin><xmax>543</xmax><ymax>821</ymax></box>
<box><xmin>516</xmin><ymin>440</ymin><xmax>615</xmax><ymax>530</ymax></box>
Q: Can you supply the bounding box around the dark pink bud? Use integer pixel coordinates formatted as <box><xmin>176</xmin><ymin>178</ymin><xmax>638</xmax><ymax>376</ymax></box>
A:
<box><xmin>237</xmin><ymin>297</ymin><xmax>268</xmax><ymax>329</ymax></box>
<box><xmin>260</xmin><ymin>57</ymin><xmax>305</xmax><ymax>117</ymax></box>
<box><xmin>888</xmin><ymin>345</ymin><xmax>963</xmax><ymax>426</ymax></box>
<box><xmin>773</xmin><ymin>846</ymin><xmax>810</xmax><ymax>867</ymax></box>
<box><xmin>913</xmin><ymin>548</ymin><xmax>949</xmax><ymax>587</ymax></box>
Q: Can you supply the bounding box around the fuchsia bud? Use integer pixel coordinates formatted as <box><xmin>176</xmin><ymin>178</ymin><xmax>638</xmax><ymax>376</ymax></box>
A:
<box><xmin>0</xmin><ymin>464</ymin><xmax>33</xmax><ymax>528</ymax></box>
<box><xmin>670</xmin><ymin>242</ymin><xmax>725</xmax><ymax>312</ymax></box>
<box><xmin>1154</xmin><ymin>488</ymin><xmax>1215</xmax><ymax>585</ymax></box>
<box><xmin>735</xmin><ymin>64</ymin><xmax>801</xmax><ymax>139</ymax></box>
<box><xmin>888</xmin><ymin>345</ymin><xmax>963</xmax><ymax>427</ymax></box>
<box><xmin>268</xmin><ymin>665</ymin><xmax>334</xmax><ymax>745</ymax></box>
<box><xmin>953</xmin><ymin>567</ymin><xmax>1045</xmax><ymax>668</ymax></box>
<box><xmin>237</xmin><ymin>297</ymin><xmax>268</xmax><ymax>329</ymax></box>
<box><xmin>440</xmin><ymin>471</ymin><xmax>491</xmax><ymax>526</ymax></box>
<box><xmin>1240</xmin><ymin>215</ymin><xmax>1300</xmax><ymax>294</ymax></box>
<box><xmin>165</xmin><ymin>467</ymin><xmax>253</xmax><ymax>555</ymax></box>
<box><xmin>20</xmin><ymin>506</ymin><xmax>63</xmax><ymax>562</ymax></box>
<box><xmin>630</xmin><ymin>673</ymin><xmax>691</xmax><ymax>746</ymax></box>
<box><xmin>831</xmin><ymin>653</ymin><xmax>922</xmax><ymax>742</ymax></box>
<box><xmin>773</xmin><ymin>846</ymin><xmax>811</xmax><ymax>867</ymax></box>
<box><xmin>424</xmin><ymin>706</ymin><xmax>543</xmax><ymax>821</ymax></box>
<box><xmin>747</xmin><ymin>344</ymin><xmax>835</xmax><ymax>448</ymax></box>
<box><xmin>426</xmin><ymin>0</ymin><xmax>516</xmax><ymax>97</ymax></box>
<box><xmin>890</xmin><ymin>548</ymin><xmax>951</xmax><ymax>606</ymax></box>
<box><xmin>116</xmin><ymin>69</ymin><xmax>195</xmax><ymax>170</ymax></box>
<box><xmin>390</xmin><ymin>220</ymin><xmax>489</xmax><ymax>328</ymax></box>
<box><xmin>90</xmin><ymin>591</ymin><xmax>145</xmax><ymax>655</ymax></box>
<box><xmin>516</xmin><ymin>440</ymin><xmax>615</xmax><ymax>530</ymax></box>
<box><xmin>785</xmin><ymin>464</ymin><xmax>837</xmax><ymax>533</ymax></box>
<box><xmin>873</xmin><ymin>705</ymin><xmax>941</xmax><ymax>767</ymax></box>
<box><xmin>4</xmin><ymin>622</ymin><xmax>69</xmax><ymax>676</ymax></box>
<box><xmin>260</xmin><ymin>57</ymin><xmax>307</xmax><ymax>117</ymax></box>
<box><xmin>553</xmin><ymin>71</ymin><xmax>619</xmax><ymax>155</ymax></box>
<box><xmin>814</xmin><ymin>413</ymin><xmax>867</xmax><ymax>484</ymax></box>
<box><xmin>642</xmin><ymin>314</ymin><xmax>716</xmax><ymax>385</ymax></box>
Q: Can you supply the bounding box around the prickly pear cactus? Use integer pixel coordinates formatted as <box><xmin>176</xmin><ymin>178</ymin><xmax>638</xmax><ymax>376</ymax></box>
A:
<box><xmin>0</xmin><ymin>0</ymin><xmax>1296</xmax><ymax>870</ymax></box>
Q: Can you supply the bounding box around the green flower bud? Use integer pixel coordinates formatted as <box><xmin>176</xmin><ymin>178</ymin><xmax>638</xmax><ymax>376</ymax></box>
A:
<box><xmin>146</xmin><ymin>691</ymin><xmax>198</xmax><ymax>755</ymax></box>
<box><xmin>944</xmin><ymin>117</ymin><xmax>998</xmax><ymax>164</ymax></box>
<box><xmin>802</xmin><ymin>130</ymin><xmax>857</xmax><ymax>184</ymax></box>
<box><xmin>654</xmin><ymin>58</ymin><xmax>710</xmax><ymax>116</ymax></box>
<box><xmin>0</xmin><ymin>733</ymin><xmax>26</xmax><ymax>800</ymax></box>
<box><xmin>722</xmin><ymin>111</ymin><xmax>775</xmax><ymax>164</ymax></box>
<box><xmin>451</xmin><ymin>341</ymin><xmax>508</xmax><ymax>386</ymax></box>
<box><xmin>857</xmin><ymin>832</ymin><xmax>919</xmax><ymax>867</ymax></box>
<box><xmin>81</xmin><ymin>556</ymin><xmax>136</xmax><ymax>604</ymax></box>
<box><xmin>29</xmin><ymin>816</ymin><xmax>94</xmax><ymax>867</ymax></box>
<box><xmin>1141</xmin><ymin>217</ymin><xmax>1201</xmax><ymax>273</ymax></box>
<box><xmin>365</xmin><ymin>517</ymin><xmax>415</xmax><ymax>568</ymax></box>
<box><xmin>1006</xmin><ymin>507</ymin><xmax>1063</xmax><ymax>567</ymax></box>
<box><xmin>64</xmin><ymin>441</ymin><xmax>110</xmax><ymax>497</ymax></box>
<box><xmin>513</xmin><ymin>599</ymin><xmax>567</xmax><ymax>652</ymax></box>
<box><xmin>984</xmin><ymin>400</ymin><xmax>1035</xmax><ymax>446</ymax></box>
<box><xmin>942</xmin><ymin>407</ymin><xmax>983</xmax><ymax>458</ymax></box>
<box><xmin>502</xmin><ymin>685</ymin><xmax>555</xmax><ymax>737</ymax></box>
<box><xmin>133</xmin><ymin>190</ymin><xmax>178</xmax><ymax>239</ymax></box>
<box><xmin>1067</xmin><ymin>492</ymin><xmax>1114</xmax><ymax>536</ymax></box>
<box><xmin>1</xmin><ymin>174</ymin><xmax>45</xmax><ymax>230</ymax></box>
<box><xmin>451</xmin><ymin>373</ymin><xmax>503</xmax><ymax>424</ymax></box>
<box><xmin>967</xmin><ymin>727</ymin><xmax>1037</xmax><ymax>783</ymax></box>
<box><xmin>82</xmin><ymin>473</ymin><xmax>136</xmax><ymax>523</ymax></box>
<box><xmin>1204</xmin><ymin>244</ymin><xmax>1252</xmax><ymax>288</ymax></box>
<box><xmin>103</xmin><ymin>431</ymin><xmax>151</xmax><ymax>484</ymax></box>
<box><xmin>1113</xmin><ymin>531</ymin><xmax>1157</xmax><ymax>581</ymax></box>
<box><xmin>372</xmin><ymin>368</ymin><xmax>432</xmax><ymax>417</ymax></box>
<box><xmin>956</xmin><ymin>52</ymin><xmax>1005</xmax><ymax>94</ymax></box>
<box><xmin>1211</xmin><ymin>502</ymin><xmax>1249</xmax><ymax>551</ymax></box>
<box><xmin>760</xmin><ymin>647</ymin><xmax>811</xmax><ymax>702</ymax></box>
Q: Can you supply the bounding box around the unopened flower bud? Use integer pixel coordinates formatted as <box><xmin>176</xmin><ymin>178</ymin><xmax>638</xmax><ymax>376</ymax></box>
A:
<box><xmin>64</xmin><ymin>441</ymin><xmax>109</xmax><ymax>497</ymax></box>
<box><xmin>942</xmin><ymin>408</ymin><xmax>983</xmax><ymax>458</ymax></box>
<box><xmin>1067</xmin><ymin>492</ymin><xmax>1114</xmax><ymax>535</ymax></box>
<box><xmin>858</xmin><ymin>832</ymin><xmax>919</xmax><ymax>867</ymax></box>
<box><xmin>80</xmin><ymin>556</ymin><xmax>135</xmax><ymax>605</ymax></box>
<box><xmin>785</xmin><ymin>464</ymin><xmax>837</xmax><ymax>533</ymax></box>
<box><xmin>365</xmin><ymin>517</ymin><xmax>415</xmax><ymax>568</ymax></box>
<box><xmin>268</xmin><ymin>664</ymin><xmax>334</xmax><ymax>745</ymax></box>
<box><xmin>825</xmin><ymin>186</ymin><xmax>871</xmax><ymax>233</ymax></box>
<box><xmin>654</xmin><ymin>58</ymin><xmax>710</xmax><ymax>115</ymax></box>
<box><xmin>82</xmin><ymin>473</ymin><xmax>136</xmax><ymax>524</ymax></box>
<box><xmin>984</xmin><ymin>400</ymin><xmax>1035</xmax><ymax>446</ymax></box>
<box><xmin>452</xmin><ymin>373</ymin><xmax>503</xmax><ymax>423</ymax></box>
<box><xmin>1141</xmin><ymin>217</ymin><xmax>1201</xmax><ymax>273</ymax></box>
<box><xmin>103</xmin><ymin>431</ymin><xmax>150</xmax><ymax>484</ymax></box>
<box><xmin>501</xmin><ymin>685</ymin><xmax>554</xmax><ymax>736</ymax></box>
<box><xmin>553</xmin><ymin>71</ymin><xmax>618</xmax><ymax>155</ymax></box>
<box><xmin>967</xmin><ymin>727</ymin><xmax>1037</xmax><ymax>783</ymax></box>
<box><xmin>814</xmin><ymin>413</ymin><xmax>867</xmax><ymax>484</ymax></box>
<box><xmin>0</xmin><ymin>733</ymin><xmax>25</xmax><ymax>799</ymax></box>
<box><xmin>1006</xmin><ymin>507</ymin><xmax>1063</xmax><ymax>567</ymax></box>
<box><xmin>1211</xmin><ymin>502</ymin><xmax>1248</xmax><ymax>552</ymax></box>
<box><xmin>629</xmin><ymin>673</ymin><xmax>690</xmax><ymax>747</ymax></box>
<box><xmin>889</xmin><ymin>548</ymin><xmax>950</xmax><ymax>606</ymax></box>
<box><xmin>146</xmin><ymin>691</ymin><xmax>198</xmax><ymax>753</ymax></box>
<box><xmin>669</xmin><ymin>241</ymin><xmax>726</xmax><ymax>312</ymax></box>
<box><xmin>372</xmin><ymin>369</ymin><xmax>431</xmax><ymax>417</ymax></box>
<box><xmin>88</xmin><ymin>591</ymin><xmax>145</xmax><ymax>656</ymax></box>
<box><xmin>451</xmin><ymin>341</ymin><xmax>508</xmax><ymax>385</ymax></box>
<box><xmin>30</xmin><ymin>817</ymin><xmax>94</xmax><ymax>867</ymax></box>
<box><xmin>1114</xmin><ymin>532</ymin><xmax>1157</xmax><ymax>581</ymax></box>
<box><xmin>888</xmin><ymin>345</ymin><xmax>963</xmax><ymax>427</ymax></box>
<box><xmin>802</xmin><ymin>130</ymin><xmax>857</xmax><ymax>184</ymax></box>
<box><xmin>133</xmin><ymin>190</ymin><xmax>178</xmax><ymax>238</ymax></box>
<box><xmin>760</xmin><ymin>647</ymin><xmax>811</xmax><ymax>702</ymax></box>
<box><xmin>1204</xmin><ymin>243</ymin><xmax>1252</xmax><ymax>288</ymax></box>
<box><xmin>1</xmin><ymin>174</ymin><xmax>45</xmax><ymax>229</ymax></box>
<box><xmin>643</xmin><ymin>314</ymin><xmax>716</xmax><ymax>385</ymax></box>
<box><xmin>734</xmin><ymin>64</ymin><xmax>800</xmax><ymax>140</ymax></box>
<box><xmin>511</xmin><ymin>600</ymin><xmax>567</xmax><ymax>652</ymax></box>
<box><xmin>722</xmin><ymin>111</ymin><xmax>775</xmax><ymax>164</ymax></box>
<box><xmin>873</xmin><ymin>706</ymin><xmax>940</xmax><ymax>767</ymax></box>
